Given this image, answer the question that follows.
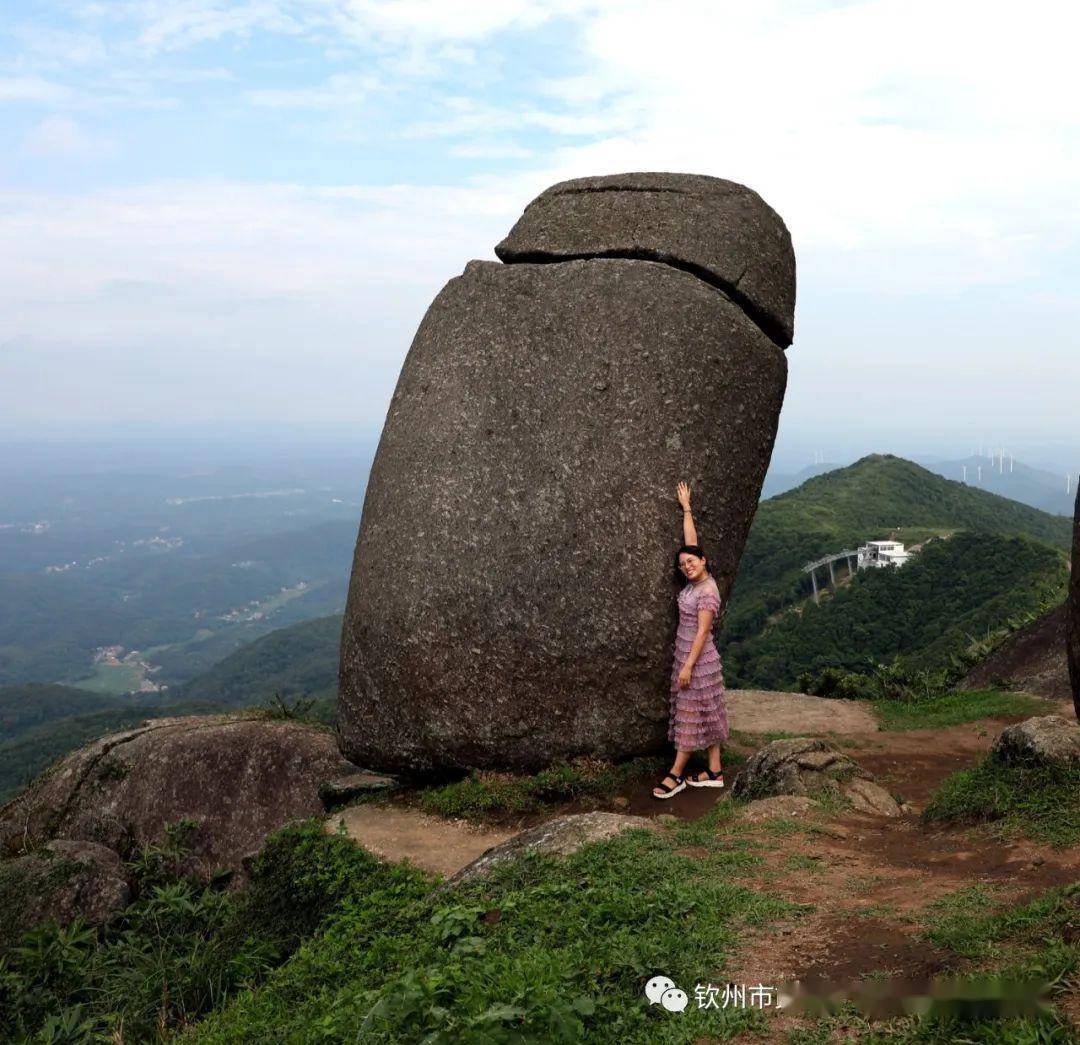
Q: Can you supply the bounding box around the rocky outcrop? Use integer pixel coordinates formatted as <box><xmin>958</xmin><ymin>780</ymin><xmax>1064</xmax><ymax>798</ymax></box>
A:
<box><xmin>0</xmin><ymin>715</ymin><xmax>380</xmax><ymax>883</ymax></box>
<box><xmin>0</xmin><ymin>840</ymin><xmax>130</xmax><ymax>951</ymax></box>
<box><xmin>961</xmin><ymin>602</ymin><xmax>1070</xmax><ymax>701</ymax></box>
<box><xmin>730</xmin><ymin>738</ymin><xmax>901</xmax><ymax>816</ymax></box>
<box><xmin>340</xmin><ymin>173</ymin><xmax>794</xmax><ymax>775</ymax></box>
<box><xmin>442</xmin><ymin>811</ymin><xmax>658</xmax><ymax>889</ymax></box>
<box><xmin>1069</xmin><ymin>487</ymin><xmax>1080</xmax><ymax>720</ymax></box>
<box><xmin>990</xmin><ymin>715</ymin><xmax>1080</xmax><ymax>768</ymax></box>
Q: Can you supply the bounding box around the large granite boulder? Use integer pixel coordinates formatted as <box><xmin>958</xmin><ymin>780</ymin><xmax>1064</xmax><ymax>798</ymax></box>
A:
<box><xmin>340</xmin><ymin>173</ymin><xmax>794</xmax><ymax>775</ymax></box>
<box><xmin>1070</xmin><ymin>486</ymin><xmax>1080</xmax><ymax>720</ymax></box>
<box><xmin>0</xmin><ymin>714</ymin><xmax>378</xmax><ymax>883</ymax></box>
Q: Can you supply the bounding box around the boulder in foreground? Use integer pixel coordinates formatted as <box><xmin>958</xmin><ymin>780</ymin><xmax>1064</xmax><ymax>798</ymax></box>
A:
<box><xmin>442</xmin><ymin>811</ymin><xmax>659</xmax><ymax>889</ymax></box>
<box><xmin>991</xmin><ymin>715</ymin><xmax>1080</xmax><ymax>768</ymax></box>
<box><xmin>730</xmin><ymin>737</ymin><xmax>900</xmax><ymax>816</ymax></box>
<box><xmin>0</xmin><ymin>714</ymin><xmax>374</xmax><ymax>884</ymax></box>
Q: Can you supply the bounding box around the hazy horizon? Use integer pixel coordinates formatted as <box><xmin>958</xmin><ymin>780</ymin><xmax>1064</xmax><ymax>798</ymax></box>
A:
<box><xmin>2</xmin><ymin>2</ymin><xmax>1078</xmax><ymax>460</ymax></box>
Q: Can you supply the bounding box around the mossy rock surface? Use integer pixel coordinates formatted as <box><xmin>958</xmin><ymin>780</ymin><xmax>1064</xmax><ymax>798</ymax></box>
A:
<box><xmin>0</xmin><ymin>840</ymin><xmax>130</xmax><ymax>951</ymax></box>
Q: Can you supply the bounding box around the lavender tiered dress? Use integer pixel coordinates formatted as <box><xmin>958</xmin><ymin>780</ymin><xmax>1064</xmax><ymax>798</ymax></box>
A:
<box><xmin>668</xmin><ymin>577</ymin><xmax>729</xmax><ymax>751</ymax></box>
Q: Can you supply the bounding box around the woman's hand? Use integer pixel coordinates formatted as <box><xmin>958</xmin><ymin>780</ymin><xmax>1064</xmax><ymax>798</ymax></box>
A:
<box><xmin>677</xmin><ymin>664</ymin><xmax>693</xmax><ymax>689</ymax></box>
<box><xmin>677</xmin><ymin>481</ymin><xmax>691</xmax><ymax>511</ymax></box>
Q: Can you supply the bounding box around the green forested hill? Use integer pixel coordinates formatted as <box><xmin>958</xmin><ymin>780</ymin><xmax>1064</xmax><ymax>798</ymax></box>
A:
<box><xmin>0</xmin><ymin>685</ymin><xmax>221</xmax><ymax>802</ymax></box>
<box><xmin>0</xmin><ymin>614</ymin><xmax>341</xmax><ymax>803</ymax></box>
<box><xmin>176</xmin><ymin>614</ymin><xmax>342</xmax><ymax>707</ymax></box>
<box><xmin>722</xmin><ymin>530</ymin><xmax>1068</xmax><ymax>689</ymax></box>
<box><xmin>0</xmin><ymin>682</ymin><xmax>123</xmax><ymax>737</ymax></box>
<box><xmin>721</xmin><ymin>453</ymin><xmax>1073</xmax><ymax>647</ymax></box>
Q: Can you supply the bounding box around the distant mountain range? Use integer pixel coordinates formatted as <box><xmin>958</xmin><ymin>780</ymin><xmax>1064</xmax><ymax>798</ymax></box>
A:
<box><xmin>726</xmin><ymin>453</ymin><xmax>1071</xmax><ymax>651</ymax></box>
<box><xmin>912</xmin><ymin>454</ymin><xmax>1075</xmax><ymax>517</ymax></box>
<box><xmin>763</xmin><ymin>453</ymin><xmax>1075</xmax><ymax>517</ymax></box>
<box><xmin>3</xmin><ymin>451</ymin><xmax>1073</xmax><ymax>800</ymax></box>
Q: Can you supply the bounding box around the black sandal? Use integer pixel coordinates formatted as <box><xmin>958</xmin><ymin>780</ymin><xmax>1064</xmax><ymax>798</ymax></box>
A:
<box><xmin>652</xmin><ymin>772</ymin><xmax>686</xmax><ymax>799</ymax></box>
<box><xmin>686</xmin><ymin>767</ymin><xmax>724</xmax><ymax>788</ymax></box>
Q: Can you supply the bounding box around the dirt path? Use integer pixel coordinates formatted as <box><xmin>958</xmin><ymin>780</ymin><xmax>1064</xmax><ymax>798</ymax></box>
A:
<box><xmin>330</xmin><ymin>690</ymin><xmax>1079</xmax><ymax>1035</ymax></box>
<box><xmin>710</xmin><ymin>694</ymin><xmax>1080</xmax><ymax>1041</ymax></box>
<box><xmin>724</xmin><ymin>689</ymin><xmax>880</xmax><ymax>735</ymax></box>
<box><xmin>327</xmin><ymin>806</ymin><xmax>516</xmax><ymax>878</ymax></box>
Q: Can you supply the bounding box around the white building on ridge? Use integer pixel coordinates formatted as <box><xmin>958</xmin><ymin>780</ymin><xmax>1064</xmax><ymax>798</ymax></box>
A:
<box><xmin>857</xmin><ymin>540</ymin><xmax>910</xmax><ymax>569</ymax></box>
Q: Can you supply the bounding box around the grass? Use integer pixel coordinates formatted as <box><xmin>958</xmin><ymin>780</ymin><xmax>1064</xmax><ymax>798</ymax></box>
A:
<box><xmin>872</xmin><ymin>688</ymin><xmax>1050</xmax><ymax>732</ymax></box>
<box><xmin>190</xmin><ymin>817</ymin><xmax>801</xmax><ymax>1043</ymax></box>
<box><xmin>783</xmin><ymin>882</ymin><xmax>1080</xmax><ymax>1042</ymax></box>
<box><xmin>922</xmin><ymin>748</ymin><xmax>1080</xmax><ymax>848</ymax></box>
<box><xmin>416</xmin><ymin>755</ymin><xmax>673</xmax><ymax>822</ymax></box>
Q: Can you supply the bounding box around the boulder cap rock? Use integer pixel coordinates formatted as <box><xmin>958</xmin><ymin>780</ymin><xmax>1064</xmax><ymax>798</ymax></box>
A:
<box><xmin>495</xmin><ymin>172</ymin><xmax>795</xmax><ymax>348</ymax></box>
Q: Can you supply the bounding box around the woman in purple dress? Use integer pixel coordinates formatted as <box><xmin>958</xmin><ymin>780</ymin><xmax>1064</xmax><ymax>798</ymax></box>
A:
<box><xmin>652</xmin><ymin>481</ymin><xmax>729</xmax><ymax>799</ymax></box>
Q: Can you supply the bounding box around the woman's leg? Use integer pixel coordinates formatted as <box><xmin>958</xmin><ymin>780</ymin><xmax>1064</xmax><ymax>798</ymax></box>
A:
<box><xmin>688</xmin><ymin>745</ymin><xmax>722</xmax><ymax>783</ymax></box>
<box><xmin>652</xmin><ymin>747</ymin><xmax>693</xmax><ymax>796</ymax></box>
<box><xmin>707</xmin><ymin>743</ymin><xmax>722</xmax><ymax>773</ymax></box>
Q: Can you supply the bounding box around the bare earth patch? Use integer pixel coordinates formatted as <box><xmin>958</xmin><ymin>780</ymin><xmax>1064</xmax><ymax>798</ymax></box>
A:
<box><xmin>697</xmin><ymin>693</ymin><xmax>1080</xmax><ymax>1041</ymax></box>
<box><xmin>326</xmin><ymin>805</ymin><xmax>516</xmax><ymax>879</ymax></box>
<box><xmin>725</xmin><ymin>689</ymin><xmax>880</xmax><ymax>735</ymax></box>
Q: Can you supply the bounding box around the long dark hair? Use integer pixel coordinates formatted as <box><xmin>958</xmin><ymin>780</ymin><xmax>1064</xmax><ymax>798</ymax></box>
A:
<box><xmin>673</xmin><ymin>543</ymin><xmax>708</xmax><ymax>586</ymax></box>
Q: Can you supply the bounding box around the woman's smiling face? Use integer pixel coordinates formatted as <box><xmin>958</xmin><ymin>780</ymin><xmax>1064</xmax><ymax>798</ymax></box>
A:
<box><xmin>679</xmin><ymin>552</ymin><xmax>706</xmax><ymax>580</ymax></box>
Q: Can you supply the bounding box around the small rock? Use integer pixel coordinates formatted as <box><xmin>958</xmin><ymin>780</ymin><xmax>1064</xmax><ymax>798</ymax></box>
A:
<box><xmin>442</xmin><ymin>812</ymin><xmax>659</xmax><ymax>888</ymax></box>
<box><xmin>0</xmin><ymin>839</ymin><xmax>131</xmax><ymax>949</ymax></box>
<box><xmin>843</xmin><ymin>778</ymin><xmax>901</xmax><ymax>817</ymax></box>
<box><xmin>319</xmin><ymin>771</ymin><xmax>399</xmax><ymax>806</ymax></box>
<box><xmin>812</xmin><ymin>825</ymin><xmax>851</xmax><ymax>839</ymax></box>
<box><xmin>612</xmin><ymin>796</ymin><xmax>630</xmax><ymax>810</ymax></box>
<box><xmin>991</xmin><ymin>716</ymin><xmax>1080</xmax><ymax>768</ymax></box>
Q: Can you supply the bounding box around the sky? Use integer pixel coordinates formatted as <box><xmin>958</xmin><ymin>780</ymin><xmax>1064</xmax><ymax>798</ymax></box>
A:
<box><xmin>2</xmin><ymin>1</ymin><xmax>1078</xmax><ymax>472</ymax></box>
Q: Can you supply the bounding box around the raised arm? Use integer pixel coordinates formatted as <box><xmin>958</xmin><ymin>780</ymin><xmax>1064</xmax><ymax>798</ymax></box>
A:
<box><xmin>677</xmin><ymin>481</ymin><xmax>698</xmax><ymax>545</ymax></box>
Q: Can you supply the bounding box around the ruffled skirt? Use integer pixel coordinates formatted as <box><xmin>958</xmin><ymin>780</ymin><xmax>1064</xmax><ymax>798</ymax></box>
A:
<box><xmin>668</xmin><ymin>640</ymin><xmax>728</xmax><ymax>751</ymax></box>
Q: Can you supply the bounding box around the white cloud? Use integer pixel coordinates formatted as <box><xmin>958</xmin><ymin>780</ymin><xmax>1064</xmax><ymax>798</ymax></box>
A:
<box><xmin>244</xmin><ymin>71</ymin><xmax>378</xmax><ymax>108</ymax></box>
<box><xmin>10</xmin><ymin>25</ymin><xmax>108</xmax><ymax>69</ymax></box>
<box><xmin>451</xmin><ymin>142</ymin><xmax>534</xmax><ymax>159</ymax></box>
<box><xmin>24</xmin><ymin>116</ymin><xmax>117</xmax><ymax>158</ymax></box>
<box><xmin>0</xmin><ymin>76</ymin><xmax>73</xmax><ymax>104</ymax></box>
<box><xmin>494</xmin><ymin>0</ymin><xmax>1080</xmax><ymax>282</ymax></box>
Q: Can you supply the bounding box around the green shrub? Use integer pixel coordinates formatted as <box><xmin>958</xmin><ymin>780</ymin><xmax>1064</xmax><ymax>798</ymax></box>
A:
<box><xmin>418</xmin><ymin>756</ymin><xmax>666</xmax><ymax>821</ymax></box>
